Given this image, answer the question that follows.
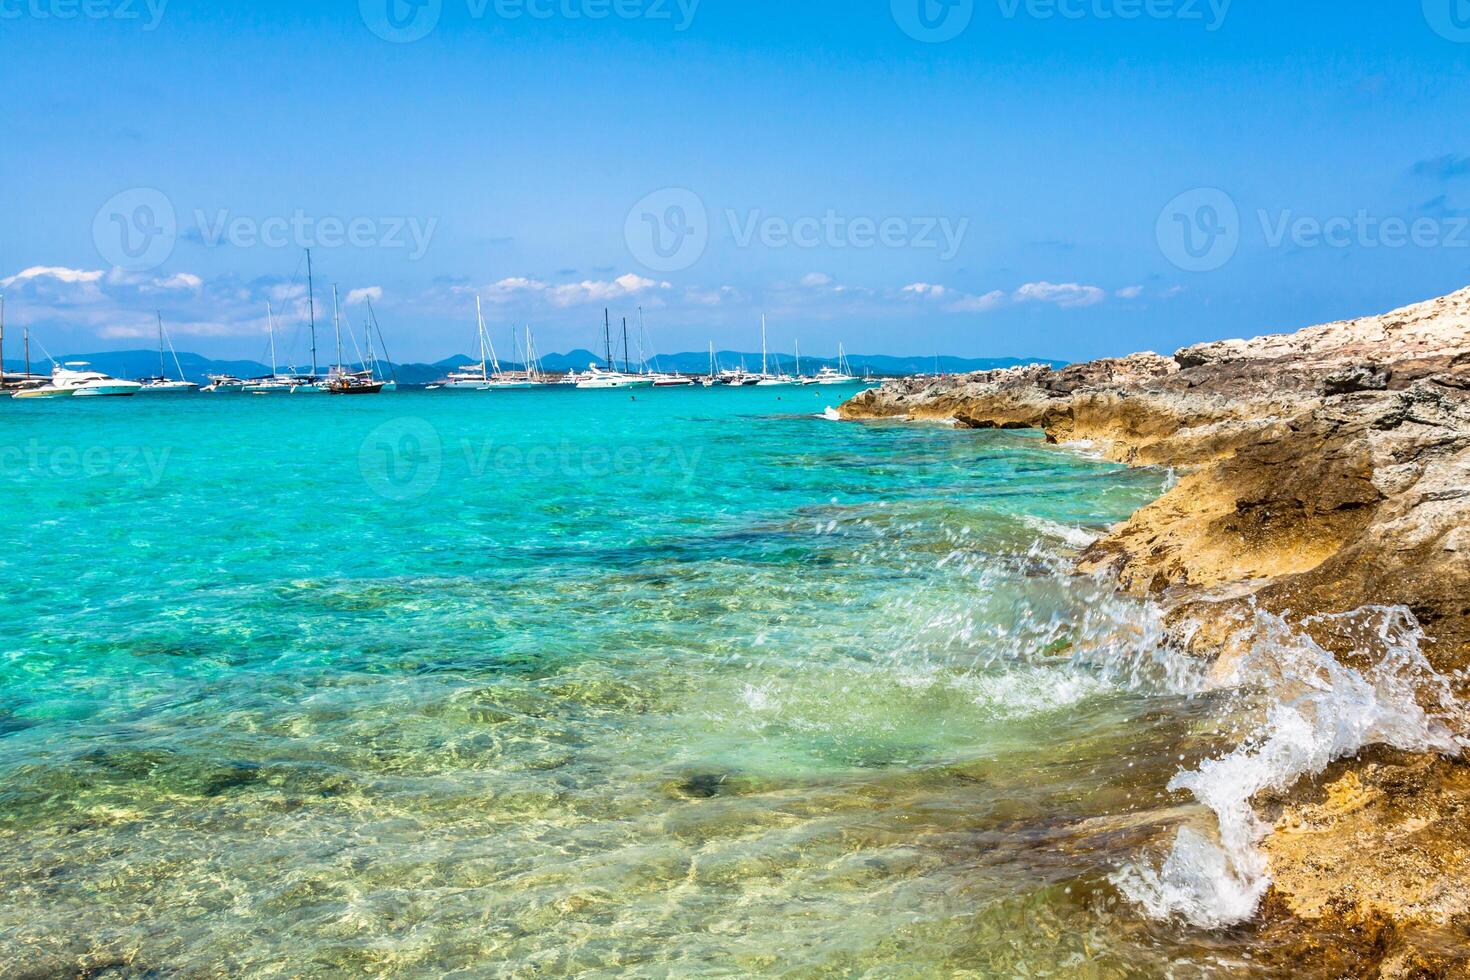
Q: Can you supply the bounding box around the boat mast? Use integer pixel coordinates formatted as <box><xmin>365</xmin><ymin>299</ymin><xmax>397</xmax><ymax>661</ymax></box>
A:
<box><xmin>306</xmin><ymin>249</ymin><xmax>318</xmax><ymax>379</ymax></box>
<box><xmin>267</xmin><ymin>302</ymin><xmax>279</xmax><ymax>376</ymax></box>
<box><xmin>761</xmin><ymin>315</ymin><xmax>768</xmax><ymax>376</ymax></box>
<box><xmin>332</xmin><ymin>284</ymin><xmax>344</xmax><ymax>373</ymax></box>
<box><xmin>603</xmin><ymin>308</ymin><xmax>613</xmax><ymax>370</ymax></box>
<box><xmin>795</xmin><ymin>339</ymin><xmax>802</xmax><ymax>379</ymax></box>
<box><xmin>479</xmin><ymin>302</ymin><xmax>502</xmax><ymax>376</ymax></box>
<box><xmin>153</xmin><ymin>314</ymin><xmax>165</xmax><ymax>379</ymax></box>
<box><xmin>0</xmin><ymin>293</ymin><xmax>5</xmax><ymax>386</ymax></box>
<box><xmin>475</xmin><ymin>296</ymin><xmax>488</xmax><ymax>380</ymax></box>
<box><xmin>366</xmin><ymin>298</ymin><xmax>395</xmax><ymax>382</ymax></box>
<box><xmin>621</xmin><ymin>317</ymin><xmax>630</xmax><ymax>374</ymax></box>
<box><xmin>24</xmin><ymin>326</ymin><xmax>30</xmax><ymax>379</ymax></box>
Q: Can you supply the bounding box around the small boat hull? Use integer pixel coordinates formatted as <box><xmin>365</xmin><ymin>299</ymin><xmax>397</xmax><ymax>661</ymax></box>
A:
<box><xmin>12</xmin><ymin>387</ymin><xmax>77</xmax><ymax>399</ymax></box>
<box><xmin>73</xmin><ymin>383</ymin><xmax>142</xmax><ymax>396</ymax></box>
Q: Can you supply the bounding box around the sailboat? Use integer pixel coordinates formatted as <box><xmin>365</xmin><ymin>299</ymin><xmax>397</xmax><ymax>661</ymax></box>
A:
<box><xmin>239</xmin><ymin>302</ymin><xmax>296</xmax><ymax>393</ymax></box>
<box><xmin>362</xmin><ymin>298</ymin><xmax>399</xmax><ymax>392</ymax></box>
<box><xmin>634</xmin><ymin>307</ymin><xmax>692</xmax><ymax>386</ymax></box>
<box><xmin>702</xmin><ymin>341</ymin><xmax>717</xmax><ymax>387</ymax></box>
<box><xmin>576</xmin><ymin>310</ymin><xmax>654</xmax><ymax>389</ymax></box>
<box><xmin>138</xmin><ymin>313</ymin><xmax>200</xmax><ymax>393</ymax></box>
<box><xmin>326</xmin><ymin>285</ymin><xmax>384</xmax><ymax>394</ymax></box>
<box><xmin>291</xmin><ymin>250</ymin><xmax>329</xmax><ymax>394</ymax></box>
<box><xmin>482</xmin><ymin>321</ymin><xmax>540</xmax><ymax>390</ymax></box>
<box><xmin>0</xmin><ymin>296</ymin><xmax>48</xmax><ymax>395</ymax></box>
<box><xmin>433</xmin><ymin>298</ymin><xmax>495</xmax><ymax>390</ymax></box>
<box><xmin>803</xmin><ymin>343</ymin><xmax>859</xmax><ymax>385</ymax></box>
<box><xmin>753</xmin><ymin>315</ymin><xmax>796</xmax><ymax>385</ymax></box>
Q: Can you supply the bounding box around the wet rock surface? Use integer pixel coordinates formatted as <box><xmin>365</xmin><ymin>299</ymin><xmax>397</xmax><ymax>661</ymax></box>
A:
<box><xmin>841</xmin><ymin>286</ymin><xmax>1470</xmax><ymax>973</ymax></box>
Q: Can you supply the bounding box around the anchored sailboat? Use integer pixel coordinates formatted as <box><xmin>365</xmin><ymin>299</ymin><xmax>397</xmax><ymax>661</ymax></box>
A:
<box><xmin>138</xmin><ymin>313</ymin><xmax>200</xmax><ymax>393</ymax></box>
<box><xmin>326</xmin><ymin>285</ymin><xmax>384</xmax><ymax>394</ymax></box>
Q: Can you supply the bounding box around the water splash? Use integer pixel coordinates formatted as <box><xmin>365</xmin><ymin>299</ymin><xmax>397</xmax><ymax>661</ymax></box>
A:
<box><xmin>1114</xmin><ymin>606</ymin><xmax>1466</xmax><ymax>929</ymax></box>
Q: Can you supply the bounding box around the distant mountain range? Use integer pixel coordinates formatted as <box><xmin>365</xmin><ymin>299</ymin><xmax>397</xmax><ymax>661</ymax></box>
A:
<box><xmin>2</xmin><ymin>349</ymin><xmax>1067</xmax><ymax>386</ymax></box>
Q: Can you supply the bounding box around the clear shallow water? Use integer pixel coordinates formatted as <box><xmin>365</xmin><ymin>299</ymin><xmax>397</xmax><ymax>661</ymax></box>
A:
<box><xmin>0</xmin><ymin>386</ymin><xmax>1293</xmax><ymax>976</ymax></box>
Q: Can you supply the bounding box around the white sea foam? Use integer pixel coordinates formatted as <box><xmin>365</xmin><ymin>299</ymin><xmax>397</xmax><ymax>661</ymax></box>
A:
<box><xmin>1114</xmin><ymin>606</ymin><xmax>1466</xmax><ymax>929</ymax></box>
<box><xmin>1021</xmin><ymin>515</ymin><xmax>1101</xmax><ymax>550</ymax></box>
<box><xmin>818</xmin><ymin>407</ymin><xmax>842</xmax><ymax>421</ymax></box>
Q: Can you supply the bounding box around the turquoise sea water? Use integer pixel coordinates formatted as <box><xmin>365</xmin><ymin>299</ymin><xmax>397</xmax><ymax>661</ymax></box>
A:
<box><xmin>1</xmin><ymin>386</ymin><xmax>1274</xmax><ymax>976</ymax></box>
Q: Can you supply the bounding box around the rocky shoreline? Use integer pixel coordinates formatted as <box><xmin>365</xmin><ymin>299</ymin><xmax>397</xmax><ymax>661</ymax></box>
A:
<box><xmin>840</xmin><ymin>287</ymin><xmax>1470</xmax><ymax>976</ymax></box>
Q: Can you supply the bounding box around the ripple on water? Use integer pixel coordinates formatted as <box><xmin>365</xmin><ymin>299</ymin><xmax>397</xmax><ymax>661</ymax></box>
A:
<box><xmin>0</xmin><ymin>392</ymin><xmax>1309</xmax><ymax>974</ymax></box>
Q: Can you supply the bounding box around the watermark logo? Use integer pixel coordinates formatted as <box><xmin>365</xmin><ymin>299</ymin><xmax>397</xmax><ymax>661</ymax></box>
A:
<box><xmin>93</xmin><ymin>187</ymin><xmax>177</xmax><ymax>272</ymax></box>
<box><xmin>1424</xmin><ymin>0</ymin><xmax>1470</xmax><ymax>42</ymax></box>
<box><xmin>997</xmin><ymin>0</ymin><xmax>1231</xmax><ymax>30</ymax></box>
<box><xmin>625</xmin><ymin>188</ymin><xmax>709</xmax><ymax>273</ymax></box>
<box><xmin>0</xmin><ymin>0</ymin><xmax>169</xmax><ymax>30</ymax></box>
<box><xmin>1258</xmin><ymin>210</ymin><xmax>1470</xmax><ymax>251</ymax></box>
<box><xmin>0</xmin><ymin>441</ymin><xmax>172</xmax><ymax>485</ymax></box>
<box><xmin>1157</xmin><ymin>188</ymin><xmax>1239</xmax><ymax>272</ymax></box>
<box><xmin>725</xmin><ymin>209</ymin><xmax>969</xmax><ymax>259</ymax></box>
<box><xmin>359</xmin><ymin>417</ymin><xmax>443</xmax><ymax>501</ymax></box>
<box><xmin>360</xmin><ymin>0</ymin><xmax>699</xmax><ymax>43</ymax></box>
<box><xmin>892</xmin><ymin>0</ymin><xmax>974</xmax><ymax>42</ymax></box>
<box><xmin>360</xmin><ymin>0</ymin><xmax>442</xmax><ymax>42</ymax></box>
<box><xmin>190</xmin><ymin>209</ymin><xmax>438</xmax><ymax>260</ymax></box>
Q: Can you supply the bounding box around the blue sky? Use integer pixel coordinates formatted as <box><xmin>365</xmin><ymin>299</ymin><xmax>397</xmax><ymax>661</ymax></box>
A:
<box><xmin>2</xmin><ymin>0</ymin><xmax>1469</xmax><ymax>365</ymax></box>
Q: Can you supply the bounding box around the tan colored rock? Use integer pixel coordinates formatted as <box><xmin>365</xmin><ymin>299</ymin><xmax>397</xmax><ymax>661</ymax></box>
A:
<box><xmin>840</xmin><ymin>285</ymin><xmax>1470</xmax><ymax>960</ymax></box>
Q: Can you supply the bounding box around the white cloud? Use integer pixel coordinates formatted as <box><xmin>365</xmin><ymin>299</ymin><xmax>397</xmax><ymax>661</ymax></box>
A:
<box><xmin>147</xmin><ymin>272</ymin><xmax>204</xmax><ymax>291</ymax></box>
<box><xmin>800</xmin><ymin>272</ymin><xmax>833</xmax><ymax>288</ymax></box>
<box><xmin>946</xmin><ymin>289</ymin><xmax>1006</xmax><ymax>313</ymax></box>
<box><xmin>902</xmin><ymin>282</ymin><xmax>1004</xmax><ymax>313</ymax></box>
<box><xmin>686</xmin><ymin>285</ymin><xmax>740</xmax><ymax>306</ymax></box>
<box><xmin>1</xmin><ymin>265</ymin><xmax>106</xmax><ymax>288</ymax></box>
<box><xmin>345</xmin><ymin>286</ymin><xmax>383</xmax><ymax>305</ymax></box>
<box><xmin>476</xmin><ymin>273</ymin><xmax>670</xmax><ymax>309</ymax></box>
<box><xmin>1116</xmin><ymin>285</ymin><xmax>1144</xmax><ymax>300</ymax></box>
<box><xmin>1014</xmin><ymin>281</ymin><xmax>1106</xmax><ymax>309</ymax></box>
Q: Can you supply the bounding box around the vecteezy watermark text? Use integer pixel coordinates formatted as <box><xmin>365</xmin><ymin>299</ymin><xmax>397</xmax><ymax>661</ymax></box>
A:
<box><xmin>996</xmin><ymin>0</ymin><xmax>1231</xmax><ymax>29</ymax></box>
<box><xmin>360</xmin><ymin>0</ymin><xmax>699</xmax><ymax>43</ymax></box>
<box><xmin>623</xmin><ymin>188</ymin><xmax>969</xmax><ymax>272</ymax></box>
<box><xmin>1157</xmin><ymin>187</ymin><xmax>1470</xmax><ymax>272</ymax></box>
<box><xmin>92</xmin><ymin>188</ymin><xmax>439</xmax><ymax>272</ymax></box>
<box><xmin>0</xmin><ymin>441</ymin><xmax>172</xmax><ymax>485</ymax></box>
<box><xmin>358</xmin><ymin>418</ymin><xmax>704</xmax><ymax>501</ymax></box>
<box><xmin>0</xmin><ymin>0</ymin><xmax>167</xmax><ymax>29</ymax></box>
<box><xmin>892</xmin><ymin>0</ymin><xmax>1229</xmax><ymax>42</ymax></box>
<box><xmin>726</xmin><ymin>210</ymin><xmax>969</xmax><ymax>260</ymax></box>
<box><xmin>191</xmin><ymin>210</ymin><xmax>438</xmax><ymax>260</ymax></box>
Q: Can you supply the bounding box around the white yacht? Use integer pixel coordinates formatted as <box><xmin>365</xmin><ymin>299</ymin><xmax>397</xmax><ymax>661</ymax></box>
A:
<box><xmin>803</xmin><ymin>345</ymin><xmax>859</xmax><ymax>385</ymax></box>
<box><xmin>576</xmin><ymin>310</ymin><xmax>655</xmax><ymax>389</ymax></box>
<box><xmin>203</xmin><ymin>375</ymin><xmax>246</xmax><ymax>394</ymax></box>
<box><xmin>42</xmin><ymin>363</ymin><xmax>142</xmax><ymax>397</ymax></box>
<box><xmin>574</xmin><ymin>364</ymin><xmax>654</xmax><ymax>389</ymax></box>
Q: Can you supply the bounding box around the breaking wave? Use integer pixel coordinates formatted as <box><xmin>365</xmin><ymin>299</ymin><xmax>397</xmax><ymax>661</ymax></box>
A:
<box><xmin>1113</xmin><ymin>605</ymin><xmax>1467</xmax><ymax>929</ymax></box>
